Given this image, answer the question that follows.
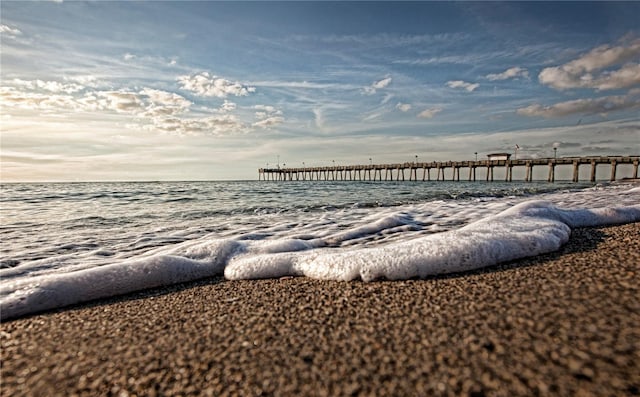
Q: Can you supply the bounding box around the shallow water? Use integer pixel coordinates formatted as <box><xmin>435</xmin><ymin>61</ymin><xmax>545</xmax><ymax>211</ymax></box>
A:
<box><xmin>1</xmin><ymin>180</ymin><xmax>638</xmax><ymax>319</ymax></box>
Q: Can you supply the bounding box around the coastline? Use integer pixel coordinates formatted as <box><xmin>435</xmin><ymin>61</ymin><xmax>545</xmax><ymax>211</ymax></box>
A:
<box><xmin>1</xmin><ymin>222</ymin><xmax>639</xmax><ymax>396</ymax></box>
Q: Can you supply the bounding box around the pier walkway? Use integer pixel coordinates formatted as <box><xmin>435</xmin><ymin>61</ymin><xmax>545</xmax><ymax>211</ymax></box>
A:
<box><xmin>259</xmin><ymin>155</ymin><xmax>639</xmax><ymax>183</ymax></box>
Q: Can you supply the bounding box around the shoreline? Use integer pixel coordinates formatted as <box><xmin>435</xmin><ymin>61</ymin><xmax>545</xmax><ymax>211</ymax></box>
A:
<box><xmin>2</xmin><ymin>222</ymin><xmax>639</xmax><ymax>396</ymax></box>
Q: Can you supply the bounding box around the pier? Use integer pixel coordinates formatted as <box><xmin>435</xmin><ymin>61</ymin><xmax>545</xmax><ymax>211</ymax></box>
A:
<box><xmin>259</xmin><ymin>155</ymin><xmax>639</xmax><ymax>183</ymax></box>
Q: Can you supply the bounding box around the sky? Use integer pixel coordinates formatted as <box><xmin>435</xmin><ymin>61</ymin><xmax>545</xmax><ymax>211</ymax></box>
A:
<box><xmin>1</xmin><ymin>1</ymin><xmax>639</xmax><ymax>182</ymax></box>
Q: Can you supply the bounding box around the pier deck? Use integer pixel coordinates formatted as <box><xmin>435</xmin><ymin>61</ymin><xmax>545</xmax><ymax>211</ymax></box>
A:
<box><xmin>259</xmin><ymin>156</ymin><xmax>639</xmax><ymax>182</ymax></box>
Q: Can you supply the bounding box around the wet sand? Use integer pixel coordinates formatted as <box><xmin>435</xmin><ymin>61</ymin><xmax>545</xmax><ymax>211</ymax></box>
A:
<box><xmin>1</xmin><ymin>223</ymin><xmax>639</xmax><ymax>396</ymax></box>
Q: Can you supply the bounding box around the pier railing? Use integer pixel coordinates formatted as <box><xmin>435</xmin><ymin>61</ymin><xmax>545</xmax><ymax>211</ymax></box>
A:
<box><xmin>258</xmin><ymin>155</ymin><xmax>639</xmax><ymax>182</ymax></box>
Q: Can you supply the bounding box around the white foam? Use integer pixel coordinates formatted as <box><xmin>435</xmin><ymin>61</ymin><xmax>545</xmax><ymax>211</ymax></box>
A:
<box><xmin>1</xmin><ymin>198</ymin><xmax>639</xmax><ymax>320</ymax></box>
<box><xmin>224</xmin><ymin>201</ymin><xmax>640</xmax><ymax>281</ymax></box>
<box><xmin>0</xmin><ymin>240</ymin><xmax>241</xmax><ymax>320</ymax></box>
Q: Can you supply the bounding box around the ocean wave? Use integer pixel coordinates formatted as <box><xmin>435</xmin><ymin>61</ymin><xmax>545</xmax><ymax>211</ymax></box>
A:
<box><xmin>1</xmin><ymin>199</ymin><xmax>638</xmax><ymax>320</ymax></box>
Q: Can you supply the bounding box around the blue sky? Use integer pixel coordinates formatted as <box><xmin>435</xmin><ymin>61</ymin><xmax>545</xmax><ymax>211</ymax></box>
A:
<box><xmin>1</xmin><ymin>1</ymin><xmax>639</xmax><ymax>181</ymax></box>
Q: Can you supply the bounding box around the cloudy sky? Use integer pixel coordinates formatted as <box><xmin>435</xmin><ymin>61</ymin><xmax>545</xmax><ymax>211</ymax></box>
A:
<box><xmin>1</xmin><ymin>1</ymin><xmax>639</xmax><ymax>181</ymax></box>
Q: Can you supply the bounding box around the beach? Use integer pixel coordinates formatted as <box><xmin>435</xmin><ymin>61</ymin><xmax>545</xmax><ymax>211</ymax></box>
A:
<box><xmin>1</xmin><ymin>222</ymin><xmax>638</xmax><ymax>396</ymax></box>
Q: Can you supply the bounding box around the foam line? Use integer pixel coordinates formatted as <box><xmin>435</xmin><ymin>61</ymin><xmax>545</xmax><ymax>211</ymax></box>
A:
<box><xmin>224</xmin><ymin>201</ymin><xmax>640</xmax><ymax>281</ymax></box>
<box><xmin>2</xmin><ymin>200</ymin><xmax>639</xmax><ymax>320</ymax></box>
<box><xmin>0</xmin><ymin>240</ymin><xmax>241</xmax><ymax>320</ymax></box>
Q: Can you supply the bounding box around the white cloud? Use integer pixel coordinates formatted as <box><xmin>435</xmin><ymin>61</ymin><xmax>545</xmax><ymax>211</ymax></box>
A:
<box><xmin>139</xmin><ymin>88</ymin><xmax>192</xmax><ymax>118</ymax></box>
<box><xmin>147</xmin><ymin>114</ymin><xmax>248</xmax><ymax>135</ymax></box>
<box><xmin>0</xmin><ymin>24</ymin><xmax>22</xmax><ymax>37</ymax></box>
<box><xmin>0</xmin><ymin>86</ymin><xmax>81</xmax><ymax>111</ymax></box>
<box><xmin>381</xmin><ymin>94</ymin><xmax>394</xmax><ymax>105</ymax></box>
<box><xmin>313</xmin><ymin>108</ymin><xmax>325</xmax><ymax>129</ymax></box>
<box><xmin>516</xmin><ymin>94</ymin><xmax>640</xmax><ymax>118</ymax></box>
<box><xmin>253</xmin><ymin>116</ymin><xmax>285</xmax><ymax>129</ymax></box>
<box><xmin>64</xmin><ymin>75</ymin><xmax>99</xmax><ymax>87</ymax></box>
<box><xmin>396</xmin><ymin>103</ymin><xmax>412</xmax><ymax>112</ymax></box>
<box><xmin>254</xmin><ymin>105</ymin><xmax>278</xmax><ymax>113</ymax></box>
<box><xmin>220</xmin><ymin>100</ymin><xmax>236</xmax><ymax>112</ymax></box>
<box><xmin>252</xmin><ymin>80</ymin><xmax>356</xmax><ymax>90</ymax></box>
<box><xmin>363</xmin><ymin>76</ymin><xmax>392</xmax><ymax>95</ymax></box>
<box><xmin>140</xmin><ymin>88</ymin><xmax>191</xmax><ymax>108</ymax></box>
<box><xmin>446</xmin><ymin>80</ymin><xmax>479</xmax><ymax>92</ymax></box>
<box><xmin>539</xmin><ymin>38</ymin><xmax>640</xmax><ymax>90</ymax></box>
<box><xmin>123</xmin><ymin>53</ymin><xmax>136</xmax><ymax>61</ymax></box>
<box><xmin>11</xmin><ymin>79</ymin><xmax>84</xmax><ymax>94</ymax></box>
<box><xmin>486</xmin><ymin>67</ymin><xmax>529</xmax><ymax>81</ymax></box>
<box><xmin>93</xmin><ymin>91</ymin><xmax>142</xmax><ymax>113</ymax></box>
<box><xmin>417</xmin><ymin>107</ymin><xmax>442</xmax><ymax>119</ymax></box>
<box><xmin>253</xmin><ymin>105</ymin><xmax>284</xmax><ymax>128</ymax></box>
<box><xmin>178</xmin><ymin>72</ymin><xmax>256</xmax><ymax>98</ymax></box>
<box><xmin>37</xmin><ymin>80</ymin><xmax>84</xmax><ymax>94</ymax></box>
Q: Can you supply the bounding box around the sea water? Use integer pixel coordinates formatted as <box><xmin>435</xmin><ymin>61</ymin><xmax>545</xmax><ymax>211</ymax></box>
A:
<box><xmin>1</xmin><ymin>180</ymin><xmax>638</xmax><ymax>319</ymax></box>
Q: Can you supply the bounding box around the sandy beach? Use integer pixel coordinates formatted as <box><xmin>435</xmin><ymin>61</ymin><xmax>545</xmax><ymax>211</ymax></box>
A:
<box><xmin>1</xmin><ymin>222</ymin><xmax>639</xmax><ymax>396</ymax></box>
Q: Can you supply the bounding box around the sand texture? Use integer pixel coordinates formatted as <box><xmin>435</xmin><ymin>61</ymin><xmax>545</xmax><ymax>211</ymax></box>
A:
<box><xmin>1</xmin><ymin>223</ymin><xmax>639</xmax><ymax>396</ymax></box>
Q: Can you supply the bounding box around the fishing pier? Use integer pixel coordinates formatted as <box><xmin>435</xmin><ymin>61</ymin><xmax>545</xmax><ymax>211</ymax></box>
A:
<box><xmin>259</xmin><ymin>155</ymin><xmax>639</xmax><ymax>183</ymax></box>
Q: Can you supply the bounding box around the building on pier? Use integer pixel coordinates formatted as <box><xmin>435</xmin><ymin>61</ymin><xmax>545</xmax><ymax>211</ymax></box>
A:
<box><xmin>487</xmin><ymin>153</ymin><xmax>511</xmax><ymax>161</ymax></box>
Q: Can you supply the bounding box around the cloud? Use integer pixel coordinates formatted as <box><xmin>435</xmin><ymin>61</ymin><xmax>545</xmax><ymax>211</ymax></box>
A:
<box><xmin>11</xmin><ymin>79</ymin><xmax>84</xmax><ymax>94</ymax></box>
<box><xmin>253</xmin><ymin>105</ymin><xmax>284</xmax><ymax>128</ymax></box>
<box><xmin>0</xmin><ymin>87</ymin><xmax>79</xmax><ymax>111</ymax></box>
<box><xmin>0</xmin><ymin>24</ymin><xmax>22</xmax><ymax>37</ymax></box>
<box><xmin>446</xmin><ymin>80</ymin><xmax>479</xmax><ymax>92</ymax></box>
<box><xmin>381</xmin><ymin>94</ymin><xmax>394</xmax><ymax>105</ymax></box>
<box><xmin>64</xmin><ymin>75</ymin><xmax>99</xmax><ymax>87</ymax></box>
<box><xmin>178</xmin><ymin>72</ymin><xmax>256</xmax><ymax>98</ymax></box>
<box><xmin>516</xmin><ymin>94</ymin><xmax>640</xmax><ymax>118</ymax></box>
<box><xmin>138</xmin><ymin>88</ymin><xmax>192</xmax><ymax>117</ymax></box>
<box><xmin>486</xmin><ymin>67</ymin><xmax>529</xmax><ymax>81</ymax></box>
<box><xmin>417</xmin><ymin>107</ymin><xmax>442</xmax><ymax>119</ymax></box>
<box><xmin>363</xmin><ymin>76</ymin><xmax>392</xmax><ymax>95</ymax></box>
<box><xmin>1</xmin><ymin>75</ymin><xmax>287</xmax><ymax>136</ymax></box>
<box><xmin>220</xmin><ymin>100</ymin><xmax>236</xmax><ymax>112</ymax></box>
<box><xmin>313</xmin><ymin>108</ymin><xmax>325</xmax><ymax>129</ymax></box>
<box><xmin>140</xmin><ymin>88</ymin><xmax>191</xmax><ymax>108</ymax></box>
<box><xmin>539</xmin><ymin>38</ymin><xmax>640</xmax><ymax>90</ymax></box>
<box><xmin>253</xmin><ymin>116</ymin><xmax>285</xmax><ymax>129</ymax></box>
<box><xmin>123</xmin><ymin>53</ymin><xmax>136</xmax><ymax>61</ymax></box>
<box><xmin>252</xmin><ymin>80</ymin><xmax>357</xmax><ymax>91</ymax></box>
<box><xmin>143</xmin><ymin>114</ymin><xmax>248</xmax><ymax>135</ymax></box>
<box><xmin>396</xmin><ymin>103</ymin><xmax>412</xmax><ymax>112</ymax></box>
<box><xmin>94</xmin><ymin>91</ymin><xmax>144</xmax><ymax>113</ymax></box>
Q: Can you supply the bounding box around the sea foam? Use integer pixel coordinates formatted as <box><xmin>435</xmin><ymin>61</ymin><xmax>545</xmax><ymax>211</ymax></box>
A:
<box><xmin>224</xmin><ymin>200</ymin><xmax>639</xmax><ymax>281</ymax></box>
<box><xmin>1</xmin><ymin>199</ymin><xmax>639</xmax><ymax>320</ymax></box>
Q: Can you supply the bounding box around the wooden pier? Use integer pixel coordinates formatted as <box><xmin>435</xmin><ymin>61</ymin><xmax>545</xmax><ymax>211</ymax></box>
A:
<box><xmin>259</xmin><ymin>155</ymin><xmax>639</xmax><ymax>183</ymax></box>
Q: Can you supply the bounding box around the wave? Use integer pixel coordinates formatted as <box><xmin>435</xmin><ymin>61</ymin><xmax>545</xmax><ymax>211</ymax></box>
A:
<box><xmin>1</xmin><ymin>199</ymin><xmax>639</xmax><ymax>320</ymax></box>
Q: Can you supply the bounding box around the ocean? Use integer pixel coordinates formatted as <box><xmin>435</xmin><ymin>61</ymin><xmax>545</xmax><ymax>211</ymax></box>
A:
<box><xmin>1</xmin><ymin>180</ymin><xmax>639</xmax><ymax>320</ymax></box>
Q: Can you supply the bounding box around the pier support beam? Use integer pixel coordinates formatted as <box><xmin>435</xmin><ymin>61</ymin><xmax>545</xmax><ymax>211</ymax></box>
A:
<box><xmin>572</xmin><ymin>161</ymin><xmax>580</xmax><ymax>183</ymax></box>
<box><xmin>505</xmin><ymin>163</ymin><xmax>513</xmax><ymax>182</ymax></box>
<box><xmin>468</xmin><ymin>166</ymin><xmax>476</xmax><ymax>182</ymax></box>
<box><xmin>548</xmin><ymin>162</ymin><xmax>555</xmax><ymax>183</ymax></box>
<box><xmin>634</xmin><ymin>160</ymin><xmax>639</xmax><ymax>179</ymax></box>
<box><xmin>487</xmin><ymin>166</ymin><xmax>494</xmax><ymax>182</ymax></box>
<box><xmin>610</xmin><ymin>160</ymin><xmax>617</xmax><ymax>181</ymax></box>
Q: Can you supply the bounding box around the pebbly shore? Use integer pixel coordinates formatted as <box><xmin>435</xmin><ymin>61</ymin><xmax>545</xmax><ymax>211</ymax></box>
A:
<box><xmin>1</xmin><ymin>223</ymin><xmax>639</xmax><ymax>396</ymax></box>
